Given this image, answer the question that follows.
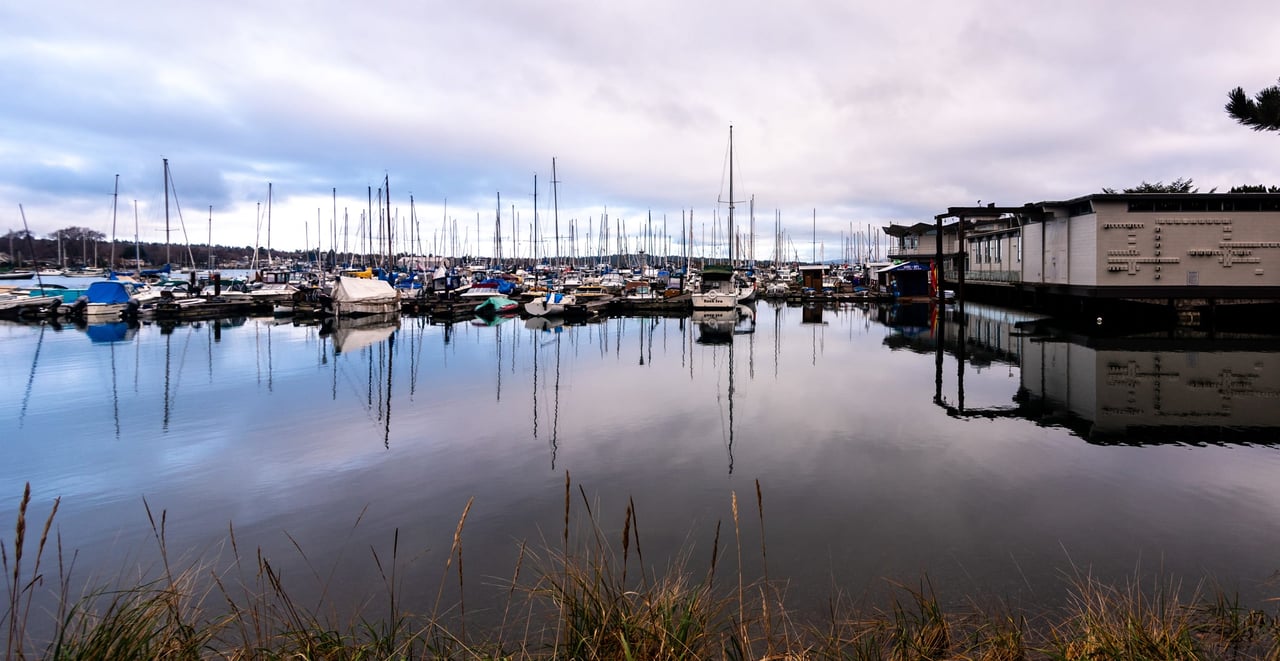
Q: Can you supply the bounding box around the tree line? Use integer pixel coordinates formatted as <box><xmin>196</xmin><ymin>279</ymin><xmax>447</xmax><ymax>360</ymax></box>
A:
<box><xmin>0</xmin><ymin>228</ymin><xmax>313</xmax><ymax>269</ymax></box>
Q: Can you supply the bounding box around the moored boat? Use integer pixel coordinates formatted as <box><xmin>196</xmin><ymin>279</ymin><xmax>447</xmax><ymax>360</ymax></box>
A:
<box><xmin>74</xmin><ymin>280</ymin><xmax>139</xmax><ymax>321</ymax></box>
<box><xmin>327</xmin><ymin>276</ymin><xmax>400</xmax><ymax>317</ymax></box>
<box><xmin>524</xmin><ymin>291</ymin><xmax>575</xmax><ymax>317</ymax></box>
<box><xmin>475</xmin><ymin>295</ymin><xmax>520</xmax><ymax>316</ymax></box>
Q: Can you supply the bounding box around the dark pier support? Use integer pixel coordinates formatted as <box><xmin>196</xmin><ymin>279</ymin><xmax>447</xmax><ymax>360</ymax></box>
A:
<box><xmin>935</xmin><ymin>214</ymin><xmax>945</xmax><ymax>303</ymax></box>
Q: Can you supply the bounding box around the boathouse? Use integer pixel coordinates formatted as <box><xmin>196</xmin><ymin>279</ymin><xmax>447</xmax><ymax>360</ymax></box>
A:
<box><xmin>889</xmin><ymin>193</ymin><xmax>1280</xmax><ymax>324</ymax></box>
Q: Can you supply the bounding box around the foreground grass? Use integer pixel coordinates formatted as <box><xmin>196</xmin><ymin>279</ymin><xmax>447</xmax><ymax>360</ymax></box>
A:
<box><xmin>4</xmin><ymin>478</ymin><xmax>1279</xmax><ymax>660</ymax></box>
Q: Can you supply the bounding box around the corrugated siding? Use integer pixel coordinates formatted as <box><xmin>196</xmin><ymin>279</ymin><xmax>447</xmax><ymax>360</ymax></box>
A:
<box><xmin>1023</xmin><ymin>223</ymin><xmax>1044</xmax><ymax>282</ymax></box>
<box><xmin>1044</xmin><ymin>219</ymin><xmax>1069</xmax><ymax>284</ymax></box>
<box><xmin>1068</xmin><ymin>215</ymin><xmax>1098</xmax><ymax>286</ymax></box>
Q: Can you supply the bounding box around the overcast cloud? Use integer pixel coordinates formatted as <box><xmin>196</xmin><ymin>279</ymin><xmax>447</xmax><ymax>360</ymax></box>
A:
<box><xmin>2</xmin><ymin>0</ymin><xmax>1278</xmax><ymax>260</ymax></box>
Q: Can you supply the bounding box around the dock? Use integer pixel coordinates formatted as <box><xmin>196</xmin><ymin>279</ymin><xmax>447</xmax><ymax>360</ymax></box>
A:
<box><xmin>607</xmin><ymin>293</ymin><xmax>692</xmax><ymax>314</ymax></box>
<box><xmin>0</xmin><ymin>295</ymin><xmax>62</xmax><ymax>320</ymax></box>
<box><xmin>152</xmin><ymin>295</ymin><xmax>259</xmax><ymax>321</ymax></box>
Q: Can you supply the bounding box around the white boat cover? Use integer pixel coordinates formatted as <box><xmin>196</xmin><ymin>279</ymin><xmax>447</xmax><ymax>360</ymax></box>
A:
<box><xmin>332</xmin><ymin>276</ymin><xmax>396</xmax><ymax>302</ymax></box>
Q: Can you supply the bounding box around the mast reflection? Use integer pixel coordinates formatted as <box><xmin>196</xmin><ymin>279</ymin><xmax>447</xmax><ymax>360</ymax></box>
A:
<box><xmin>325</xmin><ymin>313</ymin><xmax>400</xmax><ymax>448</ymax></box>
<box><xmin>693</xmin><ymin>305</ymin><xmax>755</xmax><ymax>473</ymax></box>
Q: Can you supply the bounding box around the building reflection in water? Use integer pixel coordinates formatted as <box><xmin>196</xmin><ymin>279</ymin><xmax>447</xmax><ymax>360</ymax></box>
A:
<box><xmin>907</xmin><ymin>300</ymin><xmax>1280</xmax><ymax>445</ymax></box>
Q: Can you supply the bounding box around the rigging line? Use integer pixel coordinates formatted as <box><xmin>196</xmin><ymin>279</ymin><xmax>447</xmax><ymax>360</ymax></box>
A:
<box><xmin>409</xmin><ymin>315</ymin><xmax>422</xmax><ymax>399</ymax></box>
<box><xmin>383</xmin><ymin>332</ymin><xmax>395</xmax><ymax>449</ymax></box>
<box><xmin>267</xmin><ymin>323</ymin><xmax>274</xmax><ymax>393</ymax></box>
<box><xmin>333</xmin><ymin>354</ymin><xmax>386</xmax><ymax>422</ymax></box>
<box><xmin>532</xmin><ymin>323</ymin><xmax>540</xmax><ymax>446</ymax></box>
<box><xmin>551</xmin><ymin>333</ymin><xmax>561</xmax><ymax>470</ymax></box>
<box><xmin>168</xmin><ymin>320</ymin><xmax>198</xmax><ymax>427</ymax></box>
<box><xmin>163</xmin><ymin>332</ymin><xmax>172</xmax><ymax>431</ymax></box>
<box><xmin>18</xmin><ymin>323</ymin><xmax>46</xmax><ymax>430</ymax></box>
<box><xmin>164</xmin><ymin>167</ymin><xmax>198</xmax><ymax>267</ymax></box>
<box><xmin>727</xmin><ymin>340</ymin><xmax>736</xmax><ymax>475</ymax></box>
<box><xmin>110</xmin><ymin>339</ymin><xmax>121</xmax><ymax>439</ymax></box>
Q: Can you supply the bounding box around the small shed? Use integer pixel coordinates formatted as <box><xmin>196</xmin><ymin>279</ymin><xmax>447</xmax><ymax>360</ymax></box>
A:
<box><xmin>798</xmin><ymin>264</ymin><xmax>827</xmax><ymax>290</ymax></box>
<box><xmin>876</xmin><ymin>261</ymin><xmax>932</xmax><ymax>297</ymax></box>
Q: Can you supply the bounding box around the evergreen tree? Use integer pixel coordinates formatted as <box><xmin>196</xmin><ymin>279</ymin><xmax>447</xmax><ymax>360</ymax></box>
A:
<box><xmin>1226</xmin><ymin>79</ymin><xmax>1280</xmax><ymax>132</ymax></box>
<box><xmin>1102</xmin><ymin>178</ymin><xmax>1199</xmax><ymax>194</ymax></box>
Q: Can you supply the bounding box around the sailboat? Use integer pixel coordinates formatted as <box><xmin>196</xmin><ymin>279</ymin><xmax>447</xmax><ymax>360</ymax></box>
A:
<box><xmin>525</xmin><ymin>160</ymin><xmax>576</xmax><ymax>317</ymax></box>
<box><xmin>692</xmin><ymin>125</ymin><xmax>756</xmax><ymax>311</ymax></box>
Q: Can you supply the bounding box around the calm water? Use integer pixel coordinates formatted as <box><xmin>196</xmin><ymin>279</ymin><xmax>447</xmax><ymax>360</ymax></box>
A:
<box><xmin>3</xmin><ymin>297</ymin><xmax>1280</xmax><ymax>624</ymax></box>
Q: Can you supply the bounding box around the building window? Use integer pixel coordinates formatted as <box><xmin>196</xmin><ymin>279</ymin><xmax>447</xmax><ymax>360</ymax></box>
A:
<box><xmin>1068</xmin><ymin>201</ymin><xmax>1094</xmax><ymax>216</ymax></box>
<box><xmin>1014</xmin><ymin>236</ymin><xmax>1021</xmax><ymax>262</ymax></box>
<box><xmin>1129</xmin><ymin>198</ymin><xmax>1280</xmax><ymax>212</ymax></box>
<box><xmin>995</xmin><ymin>237</ymin><xmax>1002</xmax><ymax>263</ymax></box>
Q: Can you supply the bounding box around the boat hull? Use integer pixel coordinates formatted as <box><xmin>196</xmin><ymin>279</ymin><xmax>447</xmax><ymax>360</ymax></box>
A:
<box><xmin>524</xmin><ymin>292</ymin><xmax>575</xmax><ymax>316</ymax></box>
<box><xmin>690</xmin><ymin>290</ymin><xmax>736</xmax><ymax>310</ymax></box>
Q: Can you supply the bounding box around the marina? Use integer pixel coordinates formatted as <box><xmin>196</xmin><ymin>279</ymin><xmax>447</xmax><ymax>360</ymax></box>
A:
<box><xmin>3</xmin><ymin>297</ymin><xmax>1280</xmax><ymax>635</ymax></box>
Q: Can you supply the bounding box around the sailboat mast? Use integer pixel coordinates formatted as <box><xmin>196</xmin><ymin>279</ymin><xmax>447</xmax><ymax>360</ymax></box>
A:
<box><xmin>267</xmin><ymin>182</ymin><xmax>273</xmax><ymax>265</ymax></box>
<box><xmin>551</xmin><ymin>157</ymin><xmax>560</xmax><ymax>267</ymax></box>
<box><xmin>133</xmin><ymin>200</ymin><xmax>141</xmax><ymax>276</ymax></box>
<box><xmin>163</xmin><ymin>158</ymin><xmax>171</xmax><ymax>266</ymax></box>
<box><xmin>533</xmin><ymin>173</ymin><xmax>539</xmax><ymax>264</ymax></box>
<box><xmin>384</xmin><ymin>174</ymin><xmax>392</xmax><ymax>268</ymax></box>
<box><xmin>368</xmin><ymin>186</ymin><xmax>373</xmax><ymax>267</ymax></box>
<box><xmin>728</xmin><ymin>125</ymin><xmax>734</xmax><ymax>267</ymax></box>
<box><xmin>110</xmin><ymin>174</ymin><xmax>119</xmax><ymax>270</ymax></box>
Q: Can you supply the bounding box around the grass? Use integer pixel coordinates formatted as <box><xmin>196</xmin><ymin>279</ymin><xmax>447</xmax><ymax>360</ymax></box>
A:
<box><xmin>3</xmin><ymin>477</ymin><xmax>1279</xmax><ymax>660</ymax></box>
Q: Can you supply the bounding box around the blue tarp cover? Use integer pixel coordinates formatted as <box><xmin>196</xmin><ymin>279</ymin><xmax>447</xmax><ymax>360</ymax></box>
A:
<box><xmin>477</xmin><ymin>278</ymin><xmax>515</xmax><ymax>294</ymax></box>
<box><xmin>85</xmin><ymin>281</ymin><xmax>133</xmax><ymax>304</ymax></box>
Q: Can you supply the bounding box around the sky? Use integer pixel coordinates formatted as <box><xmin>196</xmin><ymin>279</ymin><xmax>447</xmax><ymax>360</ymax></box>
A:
<box><xmin>2</xmin><ymin>0</ymin><xmax>1279</xmax><ymax>263</ymax></box>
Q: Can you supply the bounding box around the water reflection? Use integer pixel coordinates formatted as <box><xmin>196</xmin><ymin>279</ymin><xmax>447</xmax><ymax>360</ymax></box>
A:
<box><xmin>1017</xmin><ymin>332</ymin><xmax>1280</xmax><ymax>445</ymax></box>
<box><xmin>84</xmin><ymin>321</ymin><xmax>137</xmax><ymax>438</ymax></box>
<box><xmin>4</xmin><ymin>303</ymin><xmax>1280</xmax><ymax>623</ymax></box>
<box><xmin>923</xmin><ymin>301</ymin><xmax>1280</xmax><ymax>445</ymax></box>
<box><xmin>691</xmin><ymin>305</ymin><xmax>757</xmax><ymax>473</ymax></box>
<box><xmin>325</xmin><ymin>313</ymin><xmax>399</xmax><ymax>354</ymax></box>
<box><xmin>322</xmin><ymin>314</ymin><xmax>400</xmax><ymax>448</ymax></box>
<box><xmin>692</xmin><ymin>304</ymin><xmax>756</xmax><ymax>345</ymax></box>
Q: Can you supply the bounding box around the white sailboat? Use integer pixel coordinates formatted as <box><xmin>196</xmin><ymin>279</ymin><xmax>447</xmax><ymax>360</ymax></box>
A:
<box><xmin>692</xmin><ymin>125</ymin><xmax>756</xmax><ymax>310</ymax></box>
<box><xmin>525</xmin><ymin>160</ymin><xmax>575</xmax><ymax>316</ymax></box>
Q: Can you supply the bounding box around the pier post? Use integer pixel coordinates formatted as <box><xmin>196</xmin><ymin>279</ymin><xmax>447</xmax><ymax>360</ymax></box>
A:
<box><xmin>934</xmin><ymin>214</ymin><xmax>945</xmax><ymax>303</ymax></box>
<box><xmin>957</xmin><ymin>215</ymin><xmax>966</xmax><ymax>306</ymax></box>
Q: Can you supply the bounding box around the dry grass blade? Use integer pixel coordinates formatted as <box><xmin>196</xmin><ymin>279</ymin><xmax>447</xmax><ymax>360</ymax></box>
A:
<box><xmin>431</xmin><ymin>495</ymin><xmax>474</xmax><ymax>642</ymax></box>
<box><xmin>4</xmin><ymin>483</ymin><xmax>32</xmax><ymax>661</ymax></box>
<box><xmin>8</xmin><ymin>481</ymin><xmax>1280</xmax><ymax>659</ymax></box>
<box><xmin>622</xmin><ymin>502</ymin><xmax>632</xmax><ymax>588</ymax></box>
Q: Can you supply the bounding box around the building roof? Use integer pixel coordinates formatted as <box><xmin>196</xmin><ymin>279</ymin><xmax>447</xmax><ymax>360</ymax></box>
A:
<box><xmin>935</xmin><ymin>204</ymin><xmax>1041</xmax><ymax>221</ymax></box>
<box><xmin>883</xmin><ymin>222</ymin><xmax>936</xmax><ymax>237</ymax></box>
<box><xmin>1041</xmin><ymin>191</ymin><xmax>1280</xmax><ymax>206</ymax></box>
